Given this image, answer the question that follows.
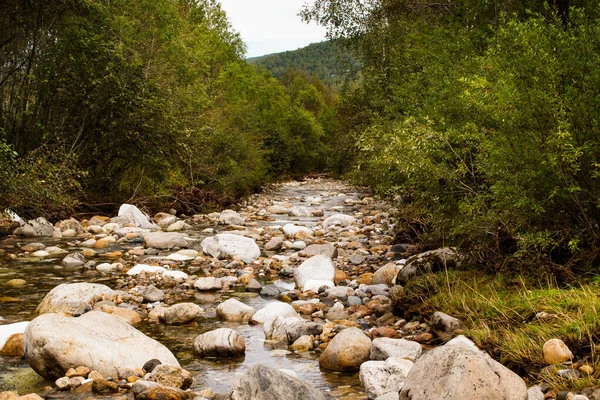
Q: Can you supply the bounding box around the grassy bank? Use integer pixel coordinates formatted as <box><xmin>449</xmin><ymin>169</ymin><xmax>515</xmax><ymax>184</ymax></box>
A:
<box><xmin>397</xmin><ymin>269</ymin><xmax>600</xmax><ymax>388</ymax></box>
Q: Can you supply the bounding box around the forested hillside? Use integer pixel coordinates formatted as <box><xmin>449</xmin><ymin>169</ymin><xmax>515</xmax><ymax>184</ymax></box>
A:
<box><xmin>247</xmin><ymin>40</ymin><xmax>359</xmax><ymax>88</ymax></box>
<box><xmin>0</xmin><ymin>0</ymin><xmax>337</xmax><ymax>218</ymax></box>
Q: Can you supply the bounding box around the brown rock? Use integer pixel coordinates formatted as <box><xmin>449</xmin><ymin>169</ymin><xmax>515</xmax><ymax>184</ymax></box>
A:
<box><xmin>334</xmin><ymin>270</ymin><xmax>348</xmax><ymax>284</ymax></box>
<box><xmin>0</xmin><ymin>391</ymin><xmax>18</xmax><ymax>400</ymax></box>
<box><xmin>93</xmin><ymin>239</ymin><xmax>109</xmax><ymax>249</ymax></box>
<box><xmin>136</xmin><ymin>386</ymin><xmax>188</xmax><ymax>400</ymax></box>
<box><xmin>66</xmin><ymin>366</ymin><xmax>91</xmax><ymax>378</ymax></box>
<box><xmin>369</xmin><ymin>327</ymin><xmax>399</xmax><ymax>339</ymax></box>
<box><xmin>100</xmin><ymin>251</ymin><xmax>122</xmax><ymax>259</ymax></box>
<box><xmin>147</xmin><ymin>365</ymin><xmax>194</xmax><ymax>390</ymax></box>
<box><xmin>319</xmin><ymin>327</ymin><xmax>371</xmax><ymax>371</ymax></box>
<box><xmin>372</xmin><ymin>263</ymin><xmax>399</xmax><ymax>286</ymax></box>
<box><xmin>543</xmin><ymin>338</ymin><xmax>573</xmax><ymax>365</ymax></box>
<box><xmin>366</xmin><ymin>296</ymin><xmax>392</xmax><ymax>316</ymax></box>
<box><xmin>0</xmin><ymin>334</ymin><xmax>24</xmax><ymax>357</ymax></box>
<box><xmin>413</xmin><ymin>333</ymin><xmax>434</xmax><ymax>343</ymax></box>
<box><xmin>357</xmin><ymin>273</ymin><xmax>373</xmax><ymax>285</ymax></box>
<box><xmin>298</xmin><ymin>303</ymin><xmax>317</xmax><ymax>315</ymax></box>
<box><xmin>92</xmin><ymin>378</ymin><xmax>119</xmax><ymax>394</ymax></box>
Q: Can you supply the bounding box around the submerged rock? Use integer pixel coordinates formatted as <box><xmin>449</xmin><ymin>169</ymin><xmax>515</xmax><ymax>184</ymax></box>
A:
<box><xmin>23</xmin><ymin>311</ymin><xmax>179</xmax><ymax>380</ymax></box>
<box><xmin>163</xmin><ymin>303</ymin><xmax>203</xmax><ymax>325</ymax></box>
<box><xmin>231</xmin><ymin>364</ymin><xmax>329</xmax><ymax>400</ymax></box>
<box><xmin>216</xmin><ymin>298</ymin><xmax>256</xmax><ymax>322</ymax></box>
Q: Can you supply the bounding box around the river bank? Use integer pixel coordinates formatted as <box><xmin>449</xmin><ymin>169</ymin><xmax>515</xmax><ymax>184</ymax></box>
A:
<box><xmin>0</xmin><ymin>178</ymin><xmax>597</xmax><ymax>400</ymax></box>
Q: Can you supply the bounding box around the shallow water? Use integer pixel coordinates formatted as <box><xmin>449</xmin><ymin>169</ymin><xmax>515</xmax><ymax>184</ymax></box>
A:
<box><xmin>0</xmin><ymin>180</ymin><xmax>369</xmax><ymax>398</ymax></box>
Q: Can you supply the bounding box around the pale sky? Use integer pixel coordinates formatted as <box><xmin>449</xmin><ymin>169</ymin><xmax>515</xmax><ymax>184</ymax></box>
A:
<box><xmin>218</xmin><ymin>0</ymin><xmax>327</xmax><ymax>58</ymax></box>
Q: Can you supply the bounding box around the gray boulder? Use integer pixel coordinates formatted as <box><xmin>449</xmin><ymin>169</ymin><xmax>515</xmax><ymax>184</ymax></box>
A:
<box><xmin>194</xmin><ymin>277</ymin><xmax>223</xmax><ymax>291</ymax></box>
<box><xmin>251</xmin><ymin>302</ymin><xmax>299</xmax><ymax>324</ymax></box>
<box><xmin>163</xmin><ymin>303</ymin><xmax>203</xmax><ymax>325</ymax></box>
<box><xmin>36</xmin><ymin>283</ymin><xmax>116</xmax><ymax>315</ymax></box>
<box><xmin>398</xmin><ymin>336</ymin><xmax>527</xmax><ymax>400</ymax></box>
<box><xmin>370</xmin><ymin>338</ymin><xmax>422</xmax><ymax>362</ymax></box>
<box><xmin>396</xmin><ymin>248</ymin><xmax>461</xmax><ymax>284</ymax></box>
<box><xmin>219</xmin><ymin>210</ymin><xmax>245</xmax><ymax>226</ymax></box>
<box><xmin>302</xmin><ymin>244</ymin><xmax>338</xmax><ymax>259</ymax></box>
<box><xmin>216</xmin><ymin>298</ymin><xmax>256</xmax><ymax>322</ymax></box>
<box><xmin>19</xmin><ymin>217</ymin><xmax>55</xmax><ymax>237</ymax></box>
<box><xmin>23</xmin><ymin>311</ymin><xmax>179</xmax><ymax>380</ymax></box>
<box><xmin>61</xmin><ymin>252</ymin><xmax>86</xmax><ymax>268</ymax></box>
<box><xmin>264</xmin><ymin>316</ymin><xmax>323</xmax><ymax>343</ymax></box>
<box><xmin>143</xmin><ymin>232</ymin><xmax>187</xmax><ymax>249</ymax></box>
<box><xmin>231</xmin><ymin>364</ymin><xmax>329</xmax><ymax>400</ymax></box>
<box><xmin>429</xmin><ymin>311</ymin><xmax>463</xmax><ymax>340</ymax></box>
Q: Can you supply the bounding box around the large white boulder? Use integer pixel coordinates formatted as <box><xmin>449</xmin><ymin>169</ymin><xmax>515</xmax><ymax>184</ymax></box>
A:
<box><xmin>398</xmin><ymin>336</ymin><xmax>527</xmax><ymax>400</ymax></box>
<box><xmin>251</xmin><ymin>302</ymin><xmax>299</xmax><ymax>324</ymax></box>
<box><xmin>117</xmin><ymin>204</ymin><xmax>157</xmax><ymax>229</ymax></box>
<box><xmin>23</xmin><ymin>311</ymin><xmax>179</xmax><ymax>380</ymax></box>
<box><xmin>36</xmin><ymin>283</ymin><xmax>116</xmax><ymax>315</ymax></box>
<box><xmin>294</xmin><ymin>255</ymin><xmax>335</xmax><ymax>289</ymax></box>
<box><xmin>201</xmin><ymin>234</ymin><xmax>260</xmax><ymax>263</ymax></box>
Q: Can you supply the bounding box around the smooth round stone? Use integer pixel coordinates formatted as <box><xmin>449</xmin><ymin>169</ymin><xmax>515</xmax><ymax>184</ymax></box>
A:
<box><xmin>31</xmin><ymin>250</ymin><xmax>50</xmax><ymax>257</ymax></box>
<box><xmin>5</xmin><ymin>279</ymin><xmax>27</xmax><ymax>287</ymax></box>
<box><xmin>543</xmin><ymin>338</ymin><xmax>573</xmax><ymax>365</ymax></box>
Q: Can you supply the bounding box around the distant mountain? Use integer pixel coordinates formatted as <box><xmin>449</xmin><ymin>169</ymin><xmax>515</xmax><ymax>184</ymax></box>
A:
<box><xmin>247</xmin><ymin>40</ymin><xmax>360</xmax><ymax>88</ymax></box>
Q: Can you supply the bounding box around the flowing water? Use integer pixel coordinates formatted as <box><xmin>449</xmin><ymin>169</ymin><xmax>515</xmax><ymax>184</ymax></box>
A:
<box><xmin>0</xmin><ymin>179</ymin><xmax>373</xmax><ymax>399</ymax></box>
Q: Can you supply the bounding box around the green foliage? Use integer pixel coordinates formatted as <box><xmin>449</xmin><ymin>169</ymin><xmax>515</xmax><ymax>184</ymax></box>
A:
<box><xmin>0</xmin><ymin>0</ymin><xmax>339</xmax><ymax>217</ymax></box>
<box><xmin>304</xmin><ymin>0</ymin><xmax>600</xmax><ymax>268</ymax></box>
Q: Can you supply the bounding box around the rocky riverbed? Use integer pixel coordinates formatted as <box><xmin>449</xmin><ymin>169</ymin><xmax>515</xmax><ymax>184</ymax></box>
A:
<box><xmin>0</xmin><ymin>178</ymin><xmax>593</xmax><ymax>400</ymax></box>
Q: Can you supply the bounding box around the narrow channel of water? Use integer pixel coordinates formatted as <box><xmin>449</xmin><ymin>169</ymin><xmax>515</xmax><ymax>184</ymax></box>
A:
<box><xmin>0</xmin><ymin>180</ymin><xmax>369</xmax><ymax>398</ymax></box>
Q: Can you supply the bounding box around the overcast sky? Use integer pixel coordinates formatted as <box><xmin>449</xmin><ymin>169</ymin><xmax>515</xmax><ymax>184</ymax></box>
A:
<box><xmin>218</xmin><ymin>0</ymin><xmax>327</xmax><ymax>58</ymax></box>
